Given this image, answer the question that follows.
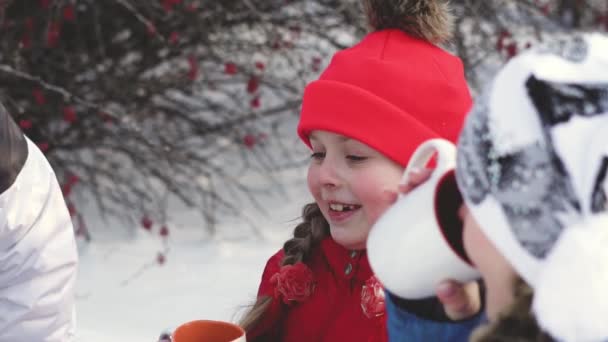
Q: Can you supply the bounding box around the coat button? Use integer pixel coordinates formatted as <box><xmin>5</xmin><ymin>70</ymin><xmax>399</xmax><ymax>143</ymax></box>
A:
<box><xmin>350</xmin><ymin>250</ymin><xmax>358</xmax><ymax>258</ymax></box>
<box><xmin>344</xmin><ymin>263</ymin><xmax>353</xmax><ymax>275</ymax></box>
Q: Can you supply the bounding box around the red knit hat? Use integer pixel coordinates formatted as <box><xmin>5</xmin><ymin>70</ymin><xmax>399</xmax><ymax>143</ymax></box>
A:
<box><xmin>297</xmin><ymin>1</ymin><xmax>472</xmax><ymax>167</ymax></box>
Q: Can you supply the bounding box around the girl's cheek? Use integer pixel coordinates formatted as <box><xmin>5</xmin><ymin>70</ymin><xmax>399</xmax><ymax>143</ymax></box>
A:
<box><xmin>307</xmin><ymin>167</ymin><xmax>319</xmax><ymax>190</ymax></box>
<box><xmin>367</xmin><ymin>192</ymin><xmax>395</xmax><ymax>225</ymax></box>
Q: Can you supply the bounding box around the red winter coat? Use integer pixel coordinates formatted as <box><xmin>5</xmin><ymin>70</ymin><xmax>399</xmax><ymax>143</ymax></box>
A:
<box><xmin>248</xmin><ymin>237</ymin><xmax>387</xmax><ymax>342</ymax></box>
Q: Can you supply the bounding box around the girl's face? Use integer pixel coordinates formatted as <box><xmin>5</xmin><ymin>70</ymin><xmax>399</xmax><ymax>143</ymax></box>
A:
<box><xmin>307</xmin><ymin>130</ymin><xmax>404</xmax><ymax>250</ymax></box>
<box><xmin>460</xmin><ymin>205</ymin><xmax>518</xmax><ymax>321</ymax></box>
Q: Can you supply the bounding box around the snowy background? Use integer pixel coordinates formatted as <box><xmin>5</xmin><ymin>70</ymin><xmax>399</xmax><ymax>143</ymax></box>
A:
<box><xmin>74</xmin><ymin>144</ymin><xmax>311</xmax><ymax>342</ymax></box>
<box><xmin>4</xmin><ymin>2</ymin><xmax>606</xmax><ymax>342</ymax></box>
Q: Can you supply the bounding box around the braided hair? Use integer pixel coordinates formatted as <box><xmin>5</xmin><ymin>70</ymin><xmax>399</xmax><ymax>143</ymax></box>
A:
<box><xmin>239</xmin><ymin>203</ymin><xmax>329</xmax><ymax>333</ymax></box>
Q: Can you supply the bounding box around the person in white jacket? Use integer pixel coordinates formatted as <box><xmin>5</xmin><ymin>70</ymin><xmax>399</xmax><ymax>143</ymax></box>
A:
<box><xmin>0</xmin><ymin>102</ymin><xmax>78</xmax><ymax>341</ymax></box>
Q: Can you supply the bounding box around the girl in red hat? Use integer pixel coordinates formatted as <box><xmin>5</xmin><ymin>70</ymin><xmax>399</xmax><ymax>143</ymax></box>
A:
<box><xmin>240</xmin><ymin>1</ymin><xmax>484</xmax><ymax>341</ymax></box>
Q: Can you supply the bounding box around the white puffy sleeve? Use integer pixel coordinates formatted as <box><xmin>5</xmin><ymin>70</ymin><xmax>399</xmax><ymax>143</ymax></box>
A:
<box><xmin>0</xmin><ymin>136</ymin><xmax>78</xmax><ymax>342</ymax></box>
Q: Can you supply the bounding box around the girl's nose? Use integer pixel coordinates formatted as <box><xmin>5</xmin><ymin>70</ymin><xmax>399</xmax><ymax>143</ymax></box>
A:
<box><xmin>318</xmin><ymin>158</ymin><xmax>342</xmax><ymax>187</ymax></box>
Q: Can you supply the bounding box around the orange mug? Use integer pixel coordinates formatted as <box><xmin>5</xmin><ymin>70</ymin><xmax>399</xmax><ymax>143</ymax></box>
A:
<box><xmin>172</xmin><ymin>320</ymin><xmax>246</xmax><ymax>342</ymax></box>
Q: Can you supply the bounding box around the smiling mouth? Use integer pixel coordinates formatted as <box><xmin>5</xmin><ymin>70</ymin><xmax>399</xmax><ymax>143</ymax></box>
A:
<box><xmin>329</xmin><ymin>203</ymin><xmax>362</xmax><ymax>212</ymax></box>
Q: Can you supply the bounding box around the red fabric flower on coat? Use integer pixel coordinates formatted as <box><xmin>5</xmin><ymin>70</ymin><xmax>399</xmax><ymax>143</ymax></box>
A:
<box><xmin>270</xmin><ymin>262</ymin><xmax>314</xmax><ymax>305</ymax></box>
<box><xmin>361</xmin><ymin>276</ymin><xmax>386</xmax><ymax>318</ymax></box>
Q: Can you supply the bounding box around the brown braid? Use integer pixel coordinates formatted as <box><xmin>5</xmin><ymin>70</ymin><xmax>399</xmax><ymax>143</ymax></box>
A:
<box><xmin>470</xmin><ymin>278</ymin><xmax>553</xmax><ymax>342</ymax></box>
<box><xmin>282</xmin><ymin>202</ymin><xmax>330</xmax><ymax>266</ymax></box>
<box><xmin>239</xmin><ymin>202</ymin><xmax>329</xmax><ymax>334</ymax></box>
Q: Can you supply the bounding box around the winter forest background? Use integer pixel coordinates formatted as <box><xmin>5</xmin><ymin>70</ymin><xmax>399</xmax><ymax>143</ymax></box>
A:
<box><xmin>0</xmin><ymin>0</ymin><xmax>607</xmax><ymax>341</ymax></box>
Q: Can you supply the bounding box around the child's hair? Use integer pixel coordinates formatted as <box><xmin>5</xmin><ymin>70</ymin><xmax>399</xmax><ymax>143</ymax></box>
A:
<box><xmin>281</xmin><ymin>203</ymin><xmax>330</xmax><ymax>266</ymax></box>
<box><xmin>239</xmin><ymin>203</ymin><xmax>329</xmax><ymax>332</ymax></box>
<box><xmin>470</xmin><ymin>278</ymin><xmax>553</xmax><ymax>342</ymax></box>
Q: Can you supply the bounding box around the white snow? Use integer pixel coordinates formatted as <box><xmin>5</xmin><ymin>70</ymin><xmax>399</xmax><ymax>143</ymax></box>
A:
<box><xmin>74</xmin><ymin>166</ymin><xmax>311</xmax><ymax>342</ymax></box>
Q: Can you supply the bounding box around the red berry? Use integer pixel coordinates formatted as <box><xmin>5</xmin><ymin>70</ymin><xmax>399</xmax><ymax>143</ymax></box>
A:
<box><xmin>243</xmin><ymin>134</ymin><xmax>256</xmax><ymax>148</ymax></box>
<box><xmin>141</xmin><ymin>217</ymin><xmax>153</xmax><ymax>230</ymax></box>
<box><xmin>67</xmin><ymin>203</ymin><xmax>77</xmax><ymax>217</ymax></box>
<box><xmin>169</xmin><ymin>31</ymin><xmax>179</xmax><ymax>44</ymax></box>
<box><xmin>146</xmin><ymin>23</ymin><xmax>157</xmax><ymax>36</ymax></box>
<box><xmin>164</xmin><ymin>0</ymin><xmax>182</xmax><ymax>10</ymax></box>
<box><xmin>255</xmin><ymin>61</ymin><xmax>265</xmax><ymax>71</ymax></box>
<box><xmin>63</xmin><ymin>5</ymin><xmax>75</xmax><ymax>21</ymax></box>
<box><xmin>62</xmin><ymin>183</ymin><xmax>72</xmax><ymax>196</ymax></box>
<box><xmin>162</xmin><ymin>0</ymin><xmax>174</xmax><ymax>12</ymax></box>
<box><xmin>188</xmin><ymin>56</ymin><xmax>199</xmax><ymax>81</ymax></box>
<box><xmin>33</xmin><ymin>88</ymin><xmax>46</xmax><ymax>105</ymax></box>
<box><xmin>47</xmin><ymin>22</ymin><xmax>61</xmax><ymax>48</ymax></box>
<box><xmin>157</xmin><ymin>253</ymin><xmax>166</xmax><ymax>265</ymax></box>
<box><xmin>37</xmin><ymin>142</ymin><xmax>49</xmax><ymax>152</ymax></box>
<box><xmin>159</xmin><ymin>226</ymin><xmax>169</xmax><ymax>237</ymax></box>
<box><xmin>67</xmin><ymin>173</ymin><xmax>80</xmax><ymax>185</ymax></box>
<box><xmin>496</xmin><ymin>30</ymin><xmax>511</xmax><ymax>51</ymax></box>
<box><xmin>224</xmin><ymin>62</ymin><xmax>237</xmax><ymax>75</ymax></box>
<box><xmin>506</xmin><ymin>43</ymin><xmax>518</xmax><ymax>59</ymax></box>
<box><xmin>19</xmin><ymin>119</ymin><xmax>33</xmax><ymax>130</ymax></box>
<box><xmin>311</xmin><ymin>57</ymin><xmax>322</xmax><ymax>72</ymax></box>
<box><xmin>250</xmin><ymin>97</ymin><xmax>260</xmax><ymax>109</ymax></box>
<box><xmin>541</xmin><ymin>4</ymin><xmax>550</xmax><ymax>15</ymax></box>
<box><xmin>247</xmin><ymin>76</ymin><xmax>259</xmax><ymax>93</ymax></box>
<box><xmin>63</xmin><ymin>106</ymin><xmax>77</xmax><ymax>123</ymax></box>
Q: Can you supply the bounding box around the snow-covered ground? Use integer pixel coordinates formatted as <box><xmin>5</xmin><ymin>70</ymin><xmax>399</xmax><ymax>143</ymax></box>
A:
<box><xmin>75</xmin><ymin>165</ymin><xmax>311</xmax><ymax>342</ymax></box>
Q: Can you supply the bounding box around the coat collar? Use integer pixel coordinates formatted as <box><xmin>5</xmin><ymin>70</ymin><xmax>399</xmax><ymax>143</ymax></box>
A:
<box><xmin>0</xmin><ymin>103</ymin><xmax>27</xmax><ymax>194</ymax></box>
<box><xmin>320</xmin><ymin>237</ymin><xmax>373</xmax><ymax>283</ymax></box>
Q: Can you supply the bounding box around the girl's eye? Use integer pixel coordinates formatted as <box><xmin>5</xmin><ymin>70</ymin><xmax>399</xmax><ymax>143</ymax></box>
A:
<box><xmin>346</xmin><ymin>155</ymin><xmax>367</xmax><ymax>162</ymax></box>
<box><xmin>311</xmin><ymin>152</ymin><xmax>325</xmax><ymax>160</ymax></box>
